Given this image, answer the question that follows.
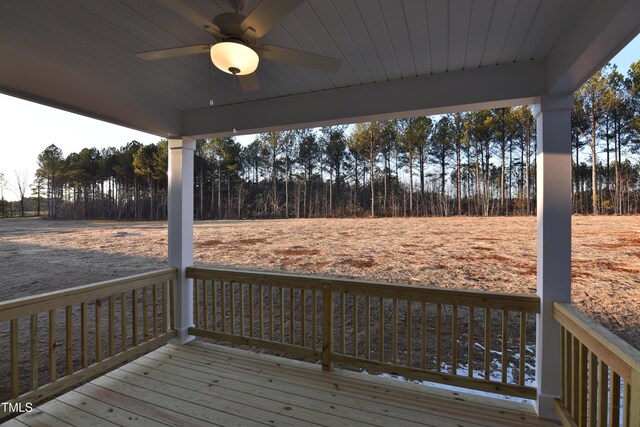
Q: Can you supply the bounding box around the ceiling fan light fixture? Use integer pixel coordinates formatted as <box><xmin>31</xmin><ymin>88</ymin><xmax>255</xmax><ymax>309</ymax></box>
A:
<box><xmin>210</xmin><ymin>41</ymin><xmax>259</xmax><ymax>75</ymax></box>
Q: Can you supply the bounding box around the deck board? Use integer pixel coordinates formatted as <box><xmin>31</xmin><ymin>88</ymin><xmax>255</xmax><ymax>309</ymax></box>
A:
<box><xmin>11</xmin><ymin>341</ymin><xmax>561</xmax><ymax>427</ymax></box>
<box><xmin>1</xmin><ymin>420</ymin><xmax>29</xmax><ymax>427</ymax></box>
<box><xmin>32</xmin><ymin>399</ymin><xmax>116</xmax><ymax>427</ymax></box>
<box><xmin>132</xmin><ymin>354</ymin><xmax>448</xmax><ymax>426</ymax></box>
<box><xmin>57</xmin><ymin>390</ymin><xmax>165</xmax><ymax>427</ymax></box>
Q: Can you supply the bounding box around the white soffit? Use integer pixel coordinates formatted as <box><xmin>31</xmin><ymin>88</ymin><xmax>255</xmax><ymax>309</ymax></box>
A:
<box><xmin>0</xmin><ymin>0</ymin><xmax>637</xmax><ymax>138</ymax></box>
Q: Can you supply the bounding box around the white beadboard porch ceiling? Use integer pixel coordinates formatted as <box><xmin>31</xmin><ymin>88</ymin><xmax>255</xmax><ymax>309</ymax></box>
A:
<box><xmin>0</xmin><ymin>0</ymin><xmax>638</xmax><ymax>138</ymax></box>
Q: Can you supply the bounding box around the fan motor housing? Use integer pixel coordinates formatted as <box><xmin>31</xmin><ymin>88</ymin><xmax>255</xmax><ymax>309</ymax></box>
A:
<box><xmin>213</xmin><ymin>13</ymin><xmax>256</xmax><ymax>44</ymax></box>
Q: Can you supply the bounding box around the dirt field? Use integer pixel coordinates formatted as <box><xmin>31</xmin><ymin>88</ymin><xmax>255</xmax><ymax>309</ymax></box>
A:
<box><xmin>0</xmin><ymin>216</ymin><xmax>638</xmax><ymax>348</ymax></box>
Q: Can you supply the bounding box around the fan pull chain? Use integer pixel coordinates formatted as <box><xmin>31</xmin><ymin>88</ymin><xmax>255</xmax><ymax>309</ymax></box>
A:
<box><xmin>232</xmin><ymin>74</ymin><xmax>237</xmax><ymax>134</ymax></box>
<box><xmin>209</xmin><ymin>65</ymin><xmax>214</xmax><ymax>106</ymax></box>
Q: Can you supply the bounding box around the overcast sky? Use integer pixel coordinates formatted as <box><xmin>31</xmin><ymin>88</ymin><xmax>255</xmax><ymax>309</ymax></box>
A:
<box><xmin>1</xmin><ymin>35</ymin><xmax>638</xmax><ymax>199</ymax></box>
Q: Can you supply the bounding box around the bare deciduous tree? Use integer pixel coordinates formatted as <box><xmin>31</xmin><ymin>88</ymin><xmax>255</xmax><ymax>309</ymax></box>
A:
<box><xmin>14</xmin><ymin>169</ymin><xmax>30</xmax><ymax>217</ymax></box>
<box><xmin>0</xmin><ymin>172</ymin><xmax>7</xmax><ymax>218</ymax></box>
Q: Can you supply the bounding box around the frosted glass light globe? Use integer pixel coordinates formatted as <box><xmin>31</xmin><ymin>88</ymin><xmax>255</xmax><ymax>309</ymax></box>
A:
<box><xmin>210</xmin><ymin>41</ymin><xmax>259</xmax><ymax>75</ymax></box>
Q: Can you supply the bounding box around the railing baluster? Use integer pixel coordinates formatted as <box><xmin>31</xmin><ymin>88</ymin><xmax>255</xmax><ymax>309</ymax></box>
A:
<box><xmin>406</xmin><ymin>300</ymin><xmax>412</xmax><ymax>367</ymax></box>
<box><xmin>484</xmin><ymin>308</ymin><xmax>490</xmax><ymax>380</ymax></box>
<box><xmin>572</xmin><ymin>335</ymin><xmax>579</xmax><ymax>419</ymax></box>
<box><xmin>579</xmin><ymin>342</ymin><xmax>588</xmax><ymax>425</ymax></box>
<box><xmin>10</xmin><ymin>318</ymin><xmax>19</xmax><ymax>398</ymax></box>
<box><xmin>321</xmin><ymin>283</ymin><xmax>332</xmax><ymax>372</ymax></box>
<box><xmin>610</xmin><ymin>372</ymin><xmax>621</xmax><ymax>427</ymax></box>
<box><xmin>352</xmin><ymin>294</ymin><xmax>358</xmax><ymax>357</ymax></box>
<box><xmin>269</xmin><ymin>285</ymin><xmax>274</xmax><ymax>341</ymax></box>
<box><xmin>421</xmin><ymin>301</ymin><xmax>427</xmax><ymax>371</ymax></box>
<box><xmin>469</xmin><ymin>306</ymin><xmax>474</xmax><ymax>378</ymax></box>
<box><xmin>230</xmin><ymin>281</ymin><xmax>236</xmax><ymax>334</ymax></box>
<box><xmin>66</xmin><ymin>305</ymin><xmax>73</xmax><ymax>375</ymax></box>
<box><xmin>81</xmin><ymin>302</ymin><xmax>88</xmax><ymax>368</ymax></box>
<box><xmin>519</xmin><ymin>311</ymin><xmax>526</xmax><ymax>385</ymax></box>
<box><xmin>312</xmin><ymin>290</ymin><xmax>318</xmax><ymax>349</ymax></box>
<box><xmin>96</xmin><ymin>298</ymin><xmax>102</xmax><ymax>362</ymax></box>
<box><xmin>279</xmin><ymin>286</ymin><xmax>284</xmax><ymax>343</ymax></box>
<box><xmin>142</xmin><ymin>287</ymin><xmax>148</xmax><ymax>342</ymax></box>
<box><xmin>290</xmin><ymin>287</ymin><xmax>294</xmax><ymax>344</ymax></box>
<box><xmin>501</xmin><ymin>310</ymin><xmax>508</xmax><ymax>384</ymax></box>
<box><xmin>30</xmin><ymin>314</ymin><xmax>38</xmax><ymax>390</ymax></box>
<box><xmin>194</xmin><ymin>279</ymin><xmax>200</xmax><ymax>328</ymax></box>
<box><xmin>598</xmin><ymin>361</ymin><xmax>608</xmax><ymax>427</ymax></box>
<box><xmin>571</xmin><ymin>336</ymin><xmax>581</xmax><ymax>420</ymax></box>
<box><xmin>49</xmin><ymin>309</ymin><xmax>57</xmax><ymax>382</ymax></box>
<box><xmin>152</xmin><ymin>284</ymin><xmax>158</xmax><ymax>338</ymax></box>
<box><xmin>564</xmin><ymin>327</ymin><xmax>571</xmax><ymax>406</ymax></box>
<box><xmin>392</xmin><ymin>298</ymin><xmax>398</xmax><ymax>364</ymax></box>
<box><xmin>589</xmin><ymin>352</ymin><xmax>598</xmax><ymax>427</ymax></box>
<box><xmin>131</xmin><ymin>289</ymin><xmax>138</xmax><ymax>347</ymax></box>
<box><xmin>109</xmin><ymin>295</ymin><xmax>115</xmax><ymax>356</ymax></box>
<box><xmin>212</xmin><ymin>280</ymin><xmax>218</xmax><ymax>332</ymax></box>
<box><xmin>629</xmin><ymin>370</ymin><xmax>640</xmax><ymax>427</ymax></box>
<box><xmin>623</xmin><ymin>380</ymin><xmax>631</xmax><ymax>427</ymax></box>
<box><xmin>567</xmin><ymin>332</ymin><xmax>574</xmax><ymax>418</ymax></box>
<box><xmin>378</xmin><ymin>297</ymin><xmax>384</xmax><ymax>362</ymax></box>
<box><xmin>436</xmin><ymin>303</ymin><xmax>442</xmax><ymax>372</ymax></box>
<box><xmin>240</xmin><ymin>283</ymin><xmax>245</xmax><ymax>336</ymax></box>
<box><xmin>259</xmin><ymin>284</ymin><xmax>264</xmax><ymax>339</ymax></box>
<box><xmin>365</xmin><ymin>296</ymin><xmax>370</xmax><ymax>359</ymax></box>
<box><xmin>452</xmin><ymin>304</ymin><xmax>458</xmax><ymax>375</ymax></box>
<box><xmin>249</xmin><ymin>283</ymin><xmax>254</xmax><ymax>337</ymax></box>
<box><xmin>302</xmin><ymin>289</ymin><xmax>317</xmax><ymax>350</ymax></box>
<box><xmin>161</xmin><ymin>282</ymin><xmax>168</xmax><ymax>333</ymax></box>
<box><xmin>169</xmin><ymin>279</ymin><xmax>175</xmax><ymax>331</ymax></box>
<box><xmin>340</xmin><ymin>293</ymin><xmax>346</xmax><ymax>354</ymax></box>
<box><xmin>202</xmin><ymin>279</ymin><xmax>208</xmax><ymax>330</ymax></box>
<box><xmin>121</xmin><ymin>293</ymin><xmax>127</xmax><ymax>351</ymax></box>
<box><xmin>221</xmin><ymin>281</ymin><xmax>227</xmax><ymax>332</ymax></box>
<box><xmin>560</xmin><ymin>326</ymin><xmax>565</xmax><ymax>403</ymax></box>
<box><xmin>300</xmin><ymin>289</ymin><xmax>306</xmax><ymax>347</ymax></box>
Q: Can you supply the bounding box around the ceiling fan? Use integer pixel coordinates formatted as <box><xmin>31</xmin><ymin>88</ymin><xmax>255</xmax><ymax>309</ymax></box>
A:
<box><xmin>136</xmin><ymin>0</ymin><xmax>342</xmax><ymax>92</ymax></box>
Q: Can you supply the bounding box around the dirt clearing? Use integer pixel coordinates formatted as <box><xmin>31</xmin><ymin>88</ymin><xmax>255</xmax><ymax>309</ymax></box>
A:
<box><xmin>0</xmin><ymin>216</ymin><xmax>638</xmax><ymax>348</ymax></box>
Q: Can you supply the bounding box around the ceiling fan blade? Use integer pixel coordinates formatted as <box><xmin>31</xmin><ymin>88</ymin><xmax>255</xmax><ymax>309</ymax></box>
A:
<box><xmin>157</xmin><ymin>0</ymin><xmax>224</xmax><ymax>39</ymax></box>
<box><xmin>238</xmin><ymin>73</ymin><xmax>260</xmax><ymax>92</ymax></box>
<box><xmin>241</xmin><ymin>0</ymin><xmax>304</xmax><ymax>38</ymax></box>
<box><xmin>258</xmin><ymin>44</ymin><xmax>342</xmax><ymax>73</ymax></box>
<box><xmin>135</xmin><ymin>44</ymin><xmax>210</xmax><ymax>60</ymax></box>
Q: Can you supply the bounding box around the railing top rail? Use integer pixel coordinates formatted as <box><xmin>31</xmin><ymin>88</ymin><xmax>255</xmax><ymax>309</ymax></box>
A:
<box><xmin>187</xmin><ymin>267</ymin><xmax>540</xmax><ymax>312</ymax></box>
<box><xmin>0</xmin><ymin>268</ymin><xmax>177</xmax><ymax>322</ymax></box>
<box><xmin>554</xmin><ymin>301</ymin><xmax>640</xmax><ymax>380</ymax></box>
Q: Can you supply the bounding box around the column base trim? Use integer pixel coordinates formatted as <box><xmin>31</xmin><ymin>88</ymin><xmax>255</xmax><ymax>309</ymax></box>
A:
<box><xmin>170</xmin><ymin>326</ymin><xmax>196</xmax><ymax>345</ymax></box>
<box><xmin>535</xmin><ymin>392</ymin><xmax>561</xmax><ymax>421</ymax></box>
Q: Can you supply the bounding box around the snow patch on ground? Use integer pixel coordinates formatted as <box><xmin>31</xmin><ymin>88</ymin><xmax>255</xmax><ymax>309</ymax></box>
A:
<box><xmin>364</xmin><ymin>343</ymin><xmax>539</xmax><ymax>406</ymax></box>
<box><xmin>373</xmin><ymin>369</ymin><xmax>535</xmax><ymax>405</ymax></box>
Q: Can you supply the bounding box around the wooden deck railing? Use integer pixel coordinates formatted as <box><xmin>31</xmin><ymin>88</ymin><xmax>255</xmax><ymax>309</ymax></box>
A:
<box><xmin>554</xmin><ymin>302</ymin><xmax>640</xmax><ymax>427</ymax></box>
<box><xmin>0</xmin><ymin>268</ymin><xmax>177</xmax><ymax>417</ymax></box>
<box><xmin>187</xmin><ymin>267</ymin><xmax>540</xmax><ymax>398</ymax></box>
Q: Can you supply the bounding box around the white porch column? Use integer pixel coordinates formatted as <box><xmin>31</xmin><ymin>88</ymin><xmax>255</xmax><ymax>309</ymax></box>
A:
<box><xmin>168</xmin><ymin>137</ymin><xmax>195</xmax><ymax>344</ymax></box>
<box><xmin>533</xmin><ymin>94</ymin><xmax>572</xmax><ymax>419</ymax></box>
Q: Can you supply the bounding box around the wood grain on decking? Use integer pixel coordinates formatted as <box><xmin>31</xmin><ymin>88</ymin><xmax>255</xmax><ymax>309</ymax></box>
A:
<box><xmin>10</xmin><ymin>341</ymin><xmax>560</xmax><ymax>426</ymax></box>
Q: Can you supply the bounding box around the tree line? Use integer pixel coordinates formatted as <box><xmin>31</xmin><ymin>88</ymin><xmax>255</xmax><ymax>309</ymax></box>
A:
<box><xmin>1</xmin><ymin>61</ymin><xmax>638</xmax><ymax>220</ymax></box>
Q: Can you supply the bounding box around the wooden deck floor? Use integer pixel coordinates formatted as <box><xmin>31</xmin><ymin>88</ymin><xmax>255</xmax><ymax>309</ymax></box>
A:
<box><xmin>7</xmin><ymin>341</ymin><xmax>560</xmax><ymax>427</ymax></box>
